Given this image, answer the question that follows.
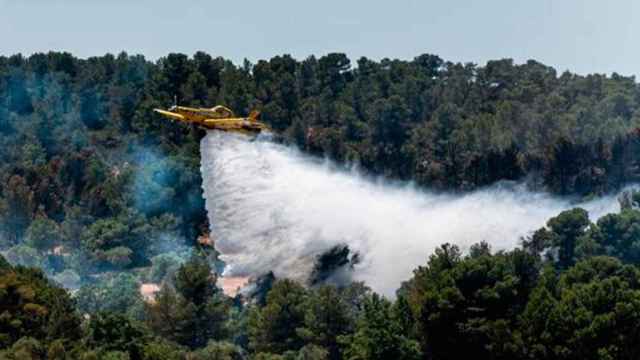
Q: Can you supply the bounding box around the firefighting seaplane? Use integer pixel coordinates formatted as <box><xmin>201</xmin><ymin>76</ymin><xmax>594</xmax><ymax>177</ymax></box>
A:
<box><xmin>154</xmin><ymin>101</ymin><xmax>269</xmax><ymax>135</ymax></box>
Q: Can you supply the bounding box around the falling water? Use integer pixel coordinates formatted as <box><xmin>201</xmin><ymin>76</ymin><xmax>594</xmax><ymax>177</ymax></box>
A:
<box><xmin>201</xmin><ymin>132</ymin><xmax>622</xmax><ymax>296</ymax></box>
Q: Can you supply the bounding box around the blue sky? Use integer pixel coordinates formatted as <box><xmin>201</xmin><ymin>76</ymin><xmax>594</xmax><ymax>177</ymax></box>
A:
<box><xmin>1</xmin><ymin>0</ymin><xmax>637</xmax><ymax>76</ymax></box>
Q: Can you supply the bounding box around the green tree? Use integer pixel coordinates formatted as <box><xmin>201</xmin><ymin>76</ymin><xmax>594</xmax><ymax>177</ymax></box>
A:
<box><xmin>0</xmin><ymin>257</ymin><xmax>82</xmax><ymax>350</ymax></box>
<box><xmin>296</xmin><ymin>344</ymin><xmax>329</xmax><ymax>360</ymax></box>
<box><xmin>141</xmin><ymin>338</ymin><xmax>187</xmax><ymax>360</ymax></box>
<box><xmin>24</xmin><ymin>216</ymin><xmax>61</xmax><ymax>251</ymax></box>
<box><xmin>175</xmin><ymin>254</ymin><xmax>215</xmax><ymax>306</ymax></box>
<box><xmin>190</xmin><ymin>341</ymin><xmax>244</xmax><ymax>360</ymax></box>
<box><xmin>585</xmin><ymin>208</ymin><xmax>640</xmax><ymax>263</ymax></box>
<box><xmin>339</xmin><ymin>294</ymin><xmax>421</xmax><ymax>360</ymax></box>
<box><xmin>1</xmin><ymin>175</ymin><xmax>35</xmax><ymax>243</ymax></box>
<box><xmin>521</xmin><ymin>257</ymin><xmax>640</xmax><ymax>360</ymax></box>
<box><xmin>146</xmin><ymin>255</ymin><xmax>228</xmax><ymax>349</ymax></box>
<box><xmin>547</xmin><ymin>208</ymin><xmax>591</xmax><ymax>268</ymax></box>
<box><xmin>406</xmin><ymin>244</ymin><xmax>537</xmax><ymax>359</ymax></box>
<box><xmin>298</xmin><ymin>286</ymin><xmax>353</xmax><ymax>360</ymax></box>
<box><xmin>248</xmin><ymin>279</ymin><xmax>308</xmax><ymax>354</ymax></box>
<box><xmin>76</xmin><ymin>273</ymin><xmax>143</xmax><ymax>316</ymax></box>
<box><xmin>81</xmin><ymin>218</ymin><xmax>128</xmax><ymax>253</ymax></box>
<box><xmin>0</xmin><ymin>337</ymin><xmax>45</xmax><ymax>359</ymax></box>
<box><xmin>87</xmin><ymin>312</ymin><xmax>146</xmax><ymax>358</ymax></box>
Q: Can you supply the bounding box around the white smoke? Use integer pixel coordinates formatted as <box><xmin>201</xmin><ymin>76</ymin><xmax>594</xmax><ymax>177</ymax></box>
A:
<box><xmin>200</xmin><ymin>132</ymin><xmax>623</xmax><ymax>296</ymax></box>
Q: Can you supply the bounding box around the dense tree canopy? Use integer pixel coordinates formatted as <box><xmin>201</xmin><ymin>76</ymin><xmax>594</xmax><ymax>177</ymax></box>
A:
<box><xmin>3</xmin><ymin>51</ymin><xmax>640</xmax><ymax>358</ymax></box>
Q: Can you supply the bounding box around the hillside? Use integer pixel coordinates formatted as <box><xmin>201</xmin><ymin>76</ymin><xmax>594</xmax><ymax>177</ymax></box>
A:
<box><xmin>3</xmin><ymin>52</ymin><xmax>640</xmax><ymax>358</ymax></box>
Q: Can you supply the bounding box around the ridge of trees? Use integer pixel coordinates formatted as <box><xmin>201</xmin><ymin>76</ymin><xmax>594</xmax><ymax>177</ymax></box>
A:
<box><xmin>2</xmin><ymin>51</ymin><xmax>640</xmax><ymax>283</ymax></box>
<box><xmin>5</xmin><ymin>197</ymin><xmax>640</xmax><ymax>358</ymax></box>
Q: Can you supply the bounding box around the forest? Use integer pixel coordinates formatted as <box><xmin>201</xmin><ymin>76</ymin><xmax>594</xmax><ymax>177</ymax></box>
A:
<box><xmin>2</xmin><ymin>51</ymin><xmax>640</xmax><ymax>359</ymax></box>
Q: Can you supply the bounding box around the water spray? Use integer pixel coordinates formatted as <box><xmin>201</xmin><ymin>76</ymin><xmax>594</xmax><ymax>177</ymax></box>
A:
<box><xmin>201</xmin><ymin>132</ymin><xmax>622</xmax><ymax>296</ymax></box>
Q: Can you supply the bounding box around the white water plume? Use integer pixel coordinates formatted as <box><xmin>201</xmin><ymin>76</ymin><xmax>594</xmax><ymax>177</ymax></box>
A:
<box><xmin>201</xmin><ymin>132</ymin><xmax>624</xmax><ymax>296</ymax></box>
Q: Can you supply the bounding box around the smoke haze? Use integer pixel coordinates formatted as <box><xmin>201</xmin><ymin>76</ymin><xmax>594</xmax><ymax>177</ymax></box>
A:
<box><xmin>201</xmin><ymin>132</ymin><xmax>624</xmax><ymax>296</ymax></box>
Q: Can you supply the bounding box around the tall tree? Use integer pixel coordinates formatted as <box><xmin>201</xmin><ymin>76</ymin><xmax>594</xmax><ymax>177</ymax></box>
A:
<box><xmin>248</xmin><ymin>279</ymin><xmax>308</xmax><ymax>355</ymax></box>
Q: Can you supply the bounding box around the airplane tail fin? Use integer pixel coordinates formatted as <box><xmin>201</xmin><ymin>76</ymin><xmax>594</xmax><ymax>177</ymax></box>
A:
<box><xmin>248</xmin><ymin>110</ymin><xmax>261</xmax><ymax>122</ymax></box>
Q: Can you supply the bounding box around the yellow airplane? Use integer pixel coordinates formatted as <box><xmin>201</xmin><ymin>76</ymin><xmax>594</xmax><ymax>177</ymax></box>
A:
<box><xmin>154</xmin><ymin>104</ymin><xmax>269</xmax><ymax>135</ymax></box>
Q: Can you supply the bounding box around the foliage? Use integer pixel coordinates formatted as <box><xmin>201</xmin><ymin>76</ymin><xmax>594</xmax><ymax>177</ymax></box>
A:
<box><xmin>405</xmin><ymin>244</ymin><xmax>537</xmax><ymax>359</ymax></box>
<box><xmin>0</xmin><ymin>257</ymin><xmax>82</xmax><ymax>351</ymax></box>
<box><xmin>3</xmin><ymin>51</ymin><xmax>640</xmax><ymax>359</ymax></box>
<box><xmin>86</xmin><ymin>312</ymin><xmax>146</xmax><ymax>358</ymax></box>
<box><xmin>24</xmin><ymin>216</ymin><xmax>61</xmax><ymax>251</ymax></box>
<box><xmin>521</xmin><ymin>257</ymin><xmax>640</xmax><ymax>360</ymax></box>
<box><xmin>76</xmin><ymin>272</ymin><xmax>143</xmax><ymax>317</ymax></box>
<box><xmin>339</xmin><ymin>294</ymin><xmax>421</xmax><ymax>360</ymax></box>
<box><xmin>145</xmin><ymin>255</ymin><xmax>228</xmax><ymax>349</ymax></box>
<box><xmin>248</xmin><ymin>279</ymin><xmax>308</xmax><ymax>354</ymax></box>
<box><xmin>298</xmin><ymin>286</ymin><xmax>353</xmax><ymax>360</ymax></box>
<box><xmin>190</xmin><ymin>341</ymin><xmax>245</xmax><ymax>360</ymax></box>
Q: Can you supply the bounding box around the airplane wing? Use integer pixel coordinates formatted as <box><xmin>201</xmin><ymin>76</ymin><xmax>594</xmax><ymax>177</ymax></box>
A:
<box><xmin>154</xmin><ymin>109</ymin><xmax>186</xmax><ymax>121</ymax></box>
